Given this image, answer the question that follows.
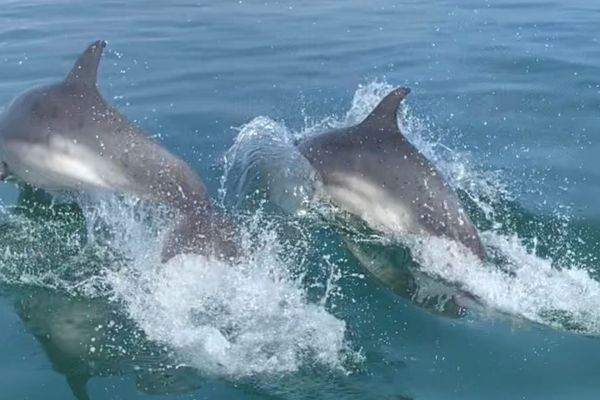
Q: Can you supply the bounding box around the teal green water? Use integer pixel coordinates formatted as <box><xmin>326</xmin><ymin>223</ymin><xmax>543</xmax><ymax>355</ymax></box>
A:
<box><xmin>1</xmin><ymin>1</ymin><xmax>600</xmax><ymax>399</ymax></box>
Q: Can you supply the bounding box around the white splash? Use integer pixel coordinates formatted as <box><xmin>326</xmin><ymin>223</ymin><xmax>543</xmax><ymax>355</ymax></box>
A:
<box><xmin>220</xmin><ymin>116</ymin><xmax>317</xmax><ymax>215</ymax></box>
<box><xmin>404</xmin><ymin>232</ymin><xmax>600</xmax><ymax>332</ymax></box>
<box><xmin>86</xmin><ymin>198</ymin><xmax>354</xmax><ymax>378</ymax></box>
<box><xmin>106</xmin><ymin>251</ymin><xmax>349</xmax><ymax>377</ymax></box>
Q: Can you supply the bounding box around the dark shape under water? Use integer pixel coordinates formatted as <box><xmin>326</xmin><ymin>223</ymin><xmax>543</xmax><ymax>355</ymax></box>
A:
<box><xmin>14</xmin><ymin>288</ymin><xmax>202</xmax><ymax>400</ymax></box>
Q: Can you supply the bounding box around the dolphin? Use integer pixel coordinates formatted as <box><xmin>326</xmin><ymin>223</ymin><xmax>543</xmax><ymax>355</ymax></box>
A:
<box><xmin>296</xmin><ymin>87</ymin><xmax>485</xmax><ymax>259</ymax></box>
<box><xmin>0</xmin><ymin>40</ymin><xmax>236</xmax><ymax>261</ymax></box>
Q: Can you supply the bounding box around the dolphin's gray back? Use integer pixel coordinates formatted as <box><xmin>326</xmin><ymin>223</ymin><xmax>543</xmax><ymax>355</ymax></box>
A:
<box><xmin>298</xmin><ymin>88</ymin><xmax>484</xmax><ymax>258</ymax></box>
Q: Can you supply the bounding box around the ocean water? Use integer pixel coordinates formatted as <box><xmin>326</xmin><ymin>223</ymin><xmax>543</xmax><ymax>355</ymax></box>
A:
<box><xmin>0</xmin><ymin>0</ymin><xmax>599</xmax><ymax>399</ymax></box>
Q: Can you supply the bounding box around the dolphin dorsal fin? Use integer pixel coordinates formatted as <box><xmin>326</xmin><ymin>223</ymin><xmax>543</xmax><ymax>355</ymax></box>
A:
<box><xmin>359</xmin><ymin>87</ymin><xmax>411</xmax><ymax>132</ymax></box>
<box><xmin>65</xmin><ymin>40</ymin><xmax>106</xmax><ymax>87</ymax></box>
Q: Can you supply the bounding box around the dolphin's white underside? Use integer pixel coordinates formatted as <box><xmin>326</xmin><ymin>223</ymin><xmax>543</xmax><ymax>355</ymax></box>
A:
<box><xmin>321</xmin><ymin>172</ymin><xmax>424</xmax><ymax>235</ymax></box>
<box><xmin>4</xmin><ymin>135</ymin><xmax>130</xmax><ymax>192</ymax></box>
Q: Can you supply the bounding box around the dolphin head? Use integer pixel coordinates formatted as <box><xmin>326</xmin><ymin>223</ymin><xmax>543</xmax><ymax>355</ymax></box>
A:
<box><xmin>0</xmin><ymin>41</ymin><xmax>110</xmax><ymax>184</ymax></box>
<box><xmin>0</xmin><ymin>40</ymin><xmax>151</xmax><ymax>195</ymax></box>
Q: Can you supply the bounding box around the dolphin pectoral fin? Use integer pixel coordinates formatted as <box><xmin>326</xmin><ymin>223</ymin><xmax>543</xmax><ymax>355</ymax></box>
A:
<box><xmin>359</xmin><ymin>86</ymin><xmax>411</xmax><ymax>131</ymax></box>
<box><xmin>64</xmin><ymin>40</ymin><xmax>106</xmax><ymax>88</ymax></box>
<box><xmin>0</xmin><ymin>161</ymin><xmax>9</xmax><ymax>181</ymax></box>
<box><xmin>65</xmin><ymin>374</ymin><xmax>90</xmax><ymax>400</ymax></box>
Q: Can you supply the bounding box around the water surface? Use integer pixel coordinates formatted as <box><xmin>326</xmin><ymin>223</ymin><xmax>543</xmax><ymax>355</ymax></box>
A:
<box><xmin>0</xmin><ymin>1</ymin><xmax>599</xmax><ymax>399</ymax></box>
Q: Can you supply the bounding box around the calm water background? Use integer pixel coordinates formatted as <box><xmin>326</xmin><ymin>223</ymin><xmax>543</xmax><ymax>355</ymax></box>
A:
<box><xmin>0</xmin><ymin>1</ymin><xmax>599</xmax><ymax>399</ymax></box>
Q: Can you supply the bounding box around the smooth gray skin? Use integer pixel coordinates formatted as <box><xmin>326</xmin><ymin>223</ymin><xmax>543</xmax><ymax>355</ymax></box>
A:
<box><xmin>297</xmin><ymin>88</ymin><xmax>485</xmax><ymax>259</ymax></box>
<box><xmin>0</xmin><ymin>40</ymin><xmax>236</xmax><ymax>261</ymax></box>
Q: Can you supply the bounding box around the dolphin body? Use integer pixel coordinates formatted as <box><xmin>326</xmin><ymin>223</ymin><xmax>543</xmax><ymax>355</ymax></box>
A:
<box><xmin>0</xmin><ymin>40</ymin><xmax>236</xmax><ymax>261</ymax></box>
<box><xmin>296</xmin><ymin>87</ymin><xmax>485</xmax><ymax>259</ymax></box>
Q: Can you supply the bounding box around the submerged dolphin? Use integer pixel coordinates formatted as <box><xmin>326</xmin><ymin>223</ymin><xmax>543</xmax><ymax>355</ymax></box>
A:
<box><xmin>0</xmin><ymin>40</ymin><xmax>236</xmax><ymax>260</ymax></box>
<box><xmin>14</xmin><ymin>289</ymin><xmax>201</xmax><ymax>400</ymax></box>
<box><xmin>297</xmin><ymin>88</ymin><xmax>485</xmax><ymax>258</ymax></box>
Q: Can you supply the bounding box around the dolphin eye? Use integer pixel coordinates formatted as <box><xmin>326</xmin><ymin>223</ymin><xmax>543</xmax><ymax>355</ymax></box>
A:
<box><xmin>31</xmin><ymin>101</ymin><xmax>41</xmax><ymax>114</ymax></box>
